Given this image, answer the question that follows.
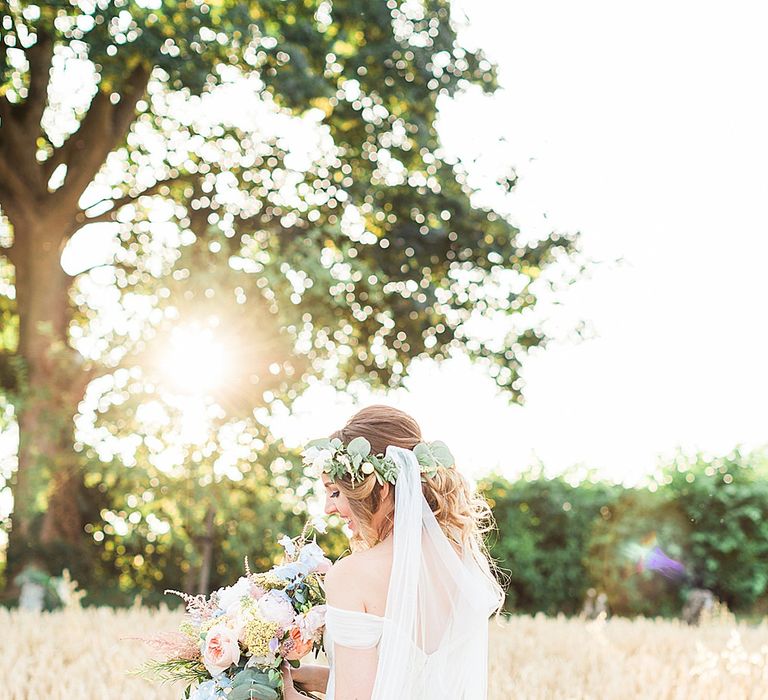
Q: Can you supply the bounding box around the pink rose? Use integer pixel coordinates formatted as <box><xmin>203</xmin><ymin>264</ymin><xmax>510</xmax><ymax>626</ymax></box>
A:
<box><xmin>296</xmin><ymin>605</ymin><xmax>327</xmax><ymax>642</ymax></box>
<box><xmin>202</xmin><ymin>624</ymin><xmax>241</xmax><ymax>676</ymax></box>
<box><xmin>249</xmin><ymin>584</ymin><xmax>267</xmax><ymax>600</ymax></box>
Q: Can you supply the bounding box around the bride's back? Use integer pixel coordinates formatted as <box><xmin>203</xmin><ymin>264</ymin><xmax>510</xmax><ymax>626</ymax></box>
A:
<box><xmin>343</xmin><ymin>528</ymin><xmax>470</xmax><ymax>655</ymax></box>
<box><xmin>317</xmin><ymin>405</ymin><xmax>504</xmax><ymax>698</ymax></box>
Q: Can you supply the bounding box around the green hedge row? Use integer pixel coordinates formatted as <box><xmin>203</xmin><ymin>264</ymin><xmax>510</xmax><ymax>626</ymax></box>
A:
<box><xmin>478</xmin><ymin>450</ymin><xmax>768</xmax><ymax>617</ymax></box>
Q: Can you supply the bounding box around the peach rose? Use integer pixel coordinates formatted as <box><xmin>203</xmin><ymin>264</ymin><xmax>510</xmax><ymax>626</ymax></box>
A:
<box><xmin>282</xmin><ymin>626</ymin><xmax>314</xmax><ymax>661</ymax></box>
<box><xmin>202</xmin><ymin>624</ymin><xmax>241</xmax><ymax>676</ymax></box>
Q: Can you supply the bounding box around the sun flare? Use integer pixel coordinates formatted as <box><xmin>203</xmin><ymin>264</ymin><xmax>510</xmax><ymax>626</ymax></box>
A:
<box><xmin>159</xmin><ymin>325</ymin><xmax>228</xmax><ymax>397</ymax></box>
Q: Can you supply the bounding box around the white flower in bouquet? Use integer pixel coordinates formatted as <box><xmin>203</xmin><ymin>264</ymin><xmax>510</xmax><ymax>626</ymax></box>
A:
<box><xmin>215</xmin><ymin>576</ymin><xmax>251</xmax><ymax>612</ymax></box>
<box><xmin>299</xmin><ymin>541</ymin><xmax>333</xmax><ymax>574</ymax></box>
<box><xmin>188</xmin><ymin>679</ymin><xmax>218</xmax><ymax>700</ymax></box>
<box><xmin>202</xmin><ymin>624</ymin><xmax>241</xmax><ymax>676</ymax></box>
<box><xmin>311</xmin><ymin>516</ymin><xmax>328</xmax><ymax>534</ymax></box>
<box><xmin>296</xmin><ymin>604</ymin><xmax>328</xmax><ymax>642</ymax></box>
<box><xmin>278</xmin><ymin>534</ymin><xmax>297</xmax><ymax>558</ymax></box>
<box><xmin>256</xmin><ymin>589</ymin><xmax>296</xmax><ymax>627</ymax></box>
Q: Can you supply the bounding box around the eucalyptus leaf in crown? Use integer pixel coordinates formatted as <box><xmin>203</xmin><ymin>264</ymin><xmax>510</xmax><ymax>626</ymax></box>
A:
<box><xmin>301</xmin><ymin>437</ymin><xmax>455</xmax><ymax>486</ymax></box>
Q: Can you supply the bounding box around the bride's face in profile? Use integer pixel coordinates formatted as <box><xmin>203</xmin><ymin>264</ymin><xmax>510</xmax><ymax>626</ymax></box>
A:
<box><xmin>322</xmin><ymin>476</ymin><xmax>358</xmax><ymax>535</ymax></box>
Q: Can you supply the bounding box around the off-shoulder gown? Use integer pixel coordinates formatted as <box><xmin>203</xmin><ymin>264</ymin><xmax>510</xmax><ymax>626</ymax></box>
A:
<box><xmin>321</xmin><ymin>445</ymin><xmax>503</xmax><ymax>699</ymax></box>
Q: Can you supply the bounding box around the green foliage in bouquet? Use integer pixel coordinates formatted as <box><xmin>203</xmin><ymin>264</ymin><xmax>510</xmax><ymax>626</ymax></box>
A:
<box><xmin>135</xmin><ymin>520</ymin><xmax>331</xmax><ymax>700</ymax></box>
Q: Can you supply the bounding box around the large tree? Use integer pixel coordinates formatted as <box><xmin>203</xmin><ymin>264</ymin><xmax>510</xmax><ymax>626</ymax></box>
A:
<box><xmin>0</xmin><ymin>0</ymin><xmax>573</xmax><ymax>591</ymax></box>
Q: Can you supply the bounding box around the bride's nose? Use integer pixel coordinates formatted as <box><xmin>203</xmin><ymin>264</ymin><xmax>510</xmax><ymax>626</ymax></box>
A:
<box><xmin>324</xmin><ymin>496</ymin><xmax>337</xmax><ymax>515</ymax></box>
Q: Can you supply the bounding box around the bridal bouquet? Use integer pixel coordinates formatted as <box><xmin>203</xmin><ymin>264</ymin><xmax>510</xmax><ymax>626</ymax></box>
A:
<box><xmin>138</xmin><ymin>520</ymin><xmax>331</xmax><ymax>700</ymax></box>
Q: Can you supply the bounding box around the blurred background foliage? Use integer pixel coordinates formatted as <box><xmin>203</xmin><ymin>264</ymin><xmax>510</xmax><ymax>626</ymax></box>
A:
<box><xmin>6</xmin><ymin>443</ymin><xmax>768</xmax><ymax>619</ymax></box>
<box><xmin>479</xmin><ymin>448</ymin><xmax>768</xmax><ymax>618</ymax></box>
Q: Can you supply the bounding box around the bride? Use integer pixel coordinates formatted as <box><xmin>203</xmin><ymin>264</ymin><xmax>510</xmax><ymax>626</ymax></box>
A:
<box><xmin>281</xmin><ymin>405</ymin><xmax>505</xmax><ymax>700</ymax></box>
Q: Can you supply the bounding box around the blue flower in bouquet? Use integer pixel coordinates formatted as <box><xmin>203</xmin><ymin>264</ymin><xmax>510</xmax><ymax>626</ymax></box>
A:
<box><xmin>188</xmin><ymin>680</ymin><xmax>220</xmax><ymax>700</ymax></box>
<box><xmin>189</xmin><ymin>673</ymin><xmax>232</xmax><ymax>700</ymax></box>
<box><xmin>272</xmin><ymin>560</ymin><xmax>311</xmax><ymax>582</ymax></box>
<box><xmin>299</xmin><ymin>541</ymin><xmax>333</xmax><ymax>574</ymax></box>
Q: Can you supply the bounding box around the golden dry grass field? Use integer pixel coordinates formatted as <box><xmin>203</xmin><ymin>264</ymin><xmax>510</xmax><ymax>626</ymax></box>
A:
<box><xmin>1</xmin><ymin>605</ymin><xmax>766</xmax><ymax>699</ymax></box>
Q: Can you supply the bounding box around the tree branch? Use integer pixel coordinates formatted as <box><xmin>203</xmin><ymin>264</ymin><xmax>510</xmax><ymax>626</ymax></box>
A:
<box><xmin>22</xmin><ymin>30</ymin><xmax>54</xmax><ymax>162</ymax></box>
<box><xmin>112</xmin><ymin>64</ymin><xmax>150</xmax><ymax>143</ymax></box>
<box><xmin>73</xmin><ymin>174</ymin><xmax>193</xmax><ymax>228</ymax></box>
<box><xmin>0</xmin><ymin>152</ymin><xmax>33</xmax><ymax>219</ymax></box>
<box><xmin>0</xmin><ymin>98</ymin><xmax>39</xmax><ymax>196</ymax></box>
<box><xmin>0</xmin><ymin>350</ymin><xmax>21</xmax><ymax>395</ymax></box>
<box><xmin>51</xmin><ymin>64</ymin><xmax>151</xmax><ymax>212</ymax></box>
<box><xmin>0</xmin><ymin>31</ymin><xmax>54</xmax><ymax>196</ymax></box>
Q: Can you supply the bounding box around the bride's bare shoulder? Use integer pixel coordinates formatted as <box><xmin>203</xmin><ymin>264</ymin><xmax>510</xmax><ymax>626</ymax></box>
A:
<box><xmin>324</xmin><ymin>553</ymin><xmax>369</xmax><ymax>611</ymax></box>
<box><xmin>325</xmin><ymin>541</ymin><xmax>393</xmax><ymax>613</ymax></box>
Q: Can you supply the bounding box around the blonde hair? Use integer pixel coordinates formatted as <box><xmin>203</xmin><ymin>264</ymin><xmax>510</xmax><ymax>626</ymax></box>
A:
<box><xmin>329</xmin><ymin>404</ymin><xmax>506</xmax><ymax>613</ymax></box>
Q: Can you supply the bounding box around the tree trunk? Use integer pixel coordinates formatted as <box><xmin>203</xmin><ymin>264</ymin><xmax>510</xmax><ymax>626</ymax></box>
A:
<box><xmin>0</xmin><ymin>56</ymin><xmax>150</xmax><ymax>596</ymax></box>
<box><xmin>4</xmin><ymin>215</ymin><xmax>86</xmax><ymax>589</ymax></box>
<box><xmin>197</xmin><ymin>506</ymin><xmax>216</xmax><ymax>595</ymax></box>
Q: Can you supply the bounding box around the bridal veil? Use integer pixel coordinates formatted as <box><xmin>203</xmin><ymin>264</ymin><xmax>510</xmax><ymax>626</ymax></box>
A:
<box><xmin>324</xmin><ymin>444</ymin><xmax>504</xmax><ymax>699</ymax></box>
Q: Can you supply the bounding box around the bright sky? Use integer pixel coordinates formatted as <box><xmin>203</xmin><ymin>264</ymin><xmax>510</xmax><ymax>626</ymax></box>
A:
<box><xmin>277</xmin><ymin>0</ymin><xmax>768</xmax><ymax>485</ymax></box>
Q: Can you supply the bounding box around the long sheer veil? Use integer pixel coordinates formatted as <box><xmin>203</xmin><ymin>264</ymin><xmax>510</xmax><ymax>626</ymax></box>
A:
<box><xmin>370</xmin><ymin>445</ymin><xmax>504</xmax><ymax>698</ymax></box>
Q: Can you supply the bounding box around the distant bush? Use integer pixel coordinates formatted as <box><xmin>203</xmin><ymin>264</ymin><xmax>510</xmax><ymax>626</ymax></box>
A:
<box><xmin>584</xmin><ymin>487</ymin><xmax>689</xmax><ymax>616</ymax></box>
<box><xmin>478</xmin><ymin>469</ymin><xmax>619</xmax><ymax>615</ymax></box>
<box><xmin>657</xmin><ymin>450</ymin><xmax>768</xmax><ymax>613</ymax></box>
<box><xmin>480</xmin><ymin>449</ymin><xmax>768</xmax><ymax>617</ymax></box>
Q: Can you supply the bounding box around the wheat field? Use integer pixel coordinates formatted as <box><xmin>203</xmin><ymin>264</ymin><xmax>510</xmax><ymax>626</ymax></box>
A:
<box><xmin>1</xmin><ymin>605</ymin><xmax>766</xmax><ymax>699</ymax></box>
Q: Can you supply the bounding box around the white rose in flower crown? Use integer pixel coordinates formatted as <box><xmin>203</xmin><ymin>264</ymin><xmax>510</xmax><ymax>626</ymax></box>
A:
<box><xmin>301</xmin><ymin>445</ymin><xmax>322</xmax><ymax>466</ymax></box>
<box><xmin>202</xmin><ymin>623</ymin><xmax>241</xmax><ymax>676</ymax></box>
<box><xmin>215</xmin><ymin>576</ymin><xmax>251</xmax><ymax>611</ymax></box>
<box><xmin>361</xmin><ymin>461</ymin><xmax>375</xmax><ymax>474</ymax></box>
<box><xmin>257</xmin><ymin>589</ymin><xmax>296</xmax><ymax>627</ymax></box>
<box><xmin>303</xmin><ymin>447</ymin><xmax>333</xmax><ymax>476</ymax></box>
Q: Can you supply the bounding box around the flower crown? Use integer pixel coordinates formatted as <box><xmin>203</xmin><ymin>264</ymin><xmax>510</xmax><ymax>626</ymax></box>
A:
<box><xmin>301</xmin><ymin>436</ymin><xmax>455</xmax><ymax>486</ymax></box>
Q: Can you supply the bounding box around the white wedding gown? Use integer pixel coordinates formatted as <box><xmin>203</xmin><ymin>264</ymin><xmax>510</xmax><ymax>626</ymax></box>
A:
<box><xmin>322</xmin><ymin>446</ymin><xmax>504</xmax><ymax>699</ymax></box>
